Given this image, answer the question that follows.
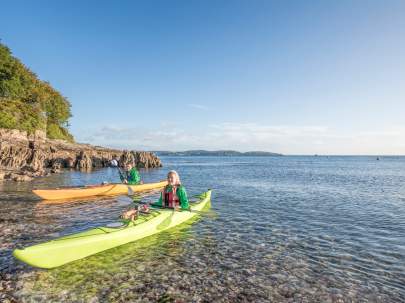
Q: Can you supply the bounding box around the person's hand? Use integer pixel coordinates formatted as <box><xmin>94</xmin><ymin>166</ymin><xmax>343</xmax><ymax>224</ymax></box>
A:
<box><xmin>123</xmin><ymin>180</ymin><xmax>128</xmax><ymax>184</ymax></box>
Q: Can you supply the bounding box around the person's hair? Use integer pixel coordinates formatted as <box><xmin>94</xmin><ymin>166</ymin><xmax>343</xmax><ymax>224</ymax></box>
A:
<box><xmin>167</xmin><ymin>170</ymin><xmax>181</xmax><ymax>185</ymax></box>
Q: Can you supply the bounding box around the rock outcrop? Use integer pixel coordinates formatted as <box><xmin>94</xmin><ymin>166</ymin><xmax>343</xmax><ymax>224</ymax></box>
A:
<box><xmin>0</xmin><ymin>128</ymin><xmax>162</xmax><ymax>181</ymax></box>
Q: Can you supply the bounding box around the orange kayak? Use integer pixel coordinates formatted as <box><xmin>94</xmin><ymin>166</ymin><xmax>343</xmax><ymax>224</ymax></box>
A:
<box><xmin>32</xmin><ymin>180</ymin><xmax>167</xmax><ymax>200</ymax></box>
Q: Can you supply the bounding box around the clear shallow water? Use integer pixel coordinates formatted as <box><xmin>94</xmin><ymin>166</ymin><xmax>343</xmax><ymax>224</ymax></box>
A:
<box><xmin>1</xmin><ymin>156</ymin><xmax>405</xmax><ymax>302</ymax></box>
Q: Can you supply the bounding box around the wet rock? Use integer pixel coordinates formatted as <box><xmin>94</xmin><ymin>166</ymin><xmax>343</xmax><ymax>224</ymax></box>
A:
<box><xmin>120</xmin><ymin>151</ymin><xmax>135</xmax><ymax>168</ymax></box>
<box><xmin>277</xmin><ymin>283</ymin><xmax>298</xmax><ymax>298</ymax></box>
<box><xmin>64</xmin><ymin>157</ymin><xmax>75</xmax><ymax>168</ymax></box>
<box><xmin>136</xmin><ymin>264</ymin><xmax>146</xmax><ymax>272</ymax></box>
<box><xmin>50</xmin><ymin>158</ymin><xmax>64</xmax><ymax>173</ymax></box>
<box><xmin>76</xmin><ymin>151</ymin><xmax>93</xmax><ymax>170</ymax></box>
<box><xmin>0</xmin><ymin>128</ymin><xmax>162</xmax><ymax>181</ymax></box>
<box><xmin>10</xmin><ymin>173</ymin><xmax>33</xmax><ymax>182</ymax></box>
<box><xmin>15</xmin><ymin>280</ymin><xmax>24</xmax><ymax>290</ymax></box>
<box><xmin>270</xmin><ymin>273</ymin><xmax>288</xmax><ymax>282</ymax></box>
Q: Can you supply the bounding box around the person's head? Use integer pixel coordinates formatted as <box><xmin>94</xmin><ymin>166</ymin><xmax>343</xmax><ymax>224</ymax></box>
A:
<box><xmin>126</xmin><ymin>163</ymin><xmax>133</xmax><ymax>170</ymax></box>
<box><xmin>167</xmin><ymin>170</ymin><xmax>181</xmax><ymax>186</ymax></box>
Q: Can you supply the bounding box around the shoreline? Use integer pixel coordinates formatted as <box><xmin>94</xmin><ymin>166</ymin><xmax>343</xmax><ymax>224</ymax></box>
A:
<box><xmin>0</xmin><ymin>128</ymin><xmax>162</xmax><ymax>182</ymax></box>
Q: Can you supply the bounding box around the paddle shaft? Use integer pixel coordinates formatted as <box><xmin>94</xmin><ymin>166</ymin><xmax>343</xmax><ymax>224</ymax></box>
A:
<box><xmin>116</xmin><ymin>166</ymin><xmax>135</xmax><ymax>195</ymax></box>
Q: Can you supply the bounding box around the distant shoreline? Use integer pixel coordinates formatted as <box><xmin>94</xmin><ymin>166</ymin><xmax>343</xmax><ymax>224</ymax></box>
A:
<box><xmin>153</xmin><ymin>150</ymin><xmax>283</xmax><ymax>157</ymax></box>
<box><xmin>153</xmin><ymin>152</ymin><xmax>405</xmax><ymax>157</ymax></box>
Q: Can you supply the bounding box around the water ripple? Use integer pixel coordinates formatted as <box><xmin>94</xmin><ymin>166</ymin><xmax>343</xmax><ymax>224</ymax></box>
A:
<box><xmin>1</xmin><ymin>156</ymin><xmax>405</xmax><ymax>302</ymax></box>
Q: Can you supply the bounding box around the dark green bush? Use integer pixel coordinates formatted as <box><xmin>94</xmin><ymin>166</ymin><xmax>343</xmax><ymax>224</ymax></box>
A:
<box><xmin>0</xmin><ymin>42</ymin><xmax>74</xmax><ymax>141</ymax></box>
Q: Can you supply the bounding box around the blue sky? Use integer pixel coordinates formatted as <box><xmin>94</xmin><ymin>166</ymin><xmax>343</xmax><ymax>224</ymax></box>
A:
<box><xmin>1</xmin><ymin>0</ymin><xmax>405</xmax><ymax>154</ymax></box>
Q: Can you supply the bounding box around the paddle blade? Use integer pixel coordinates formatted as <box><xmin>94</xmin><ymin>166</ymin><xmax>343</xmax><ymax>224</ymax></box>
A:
<box><xmin>127</xmin><ymin>186</ymin><xmax>134</xmax><ymax>196</ymax></box>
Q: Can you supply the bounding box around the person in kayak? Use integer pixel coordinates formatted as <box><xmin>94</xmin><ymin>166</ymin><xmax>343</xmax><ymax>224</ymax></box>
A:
<box><xmin>120</xmin><ymin>170</ymin><xmax>188</xmax><ymax>221</ymax></box>
<box><xmin>153</xmin><ymin>170</ymin><xmax>190</xmax><ymax>210</ymax></box>
<box><xmin>119</xmin><ymin>163</ymin><xmax>141</xmax><ymax>185</ymax></box>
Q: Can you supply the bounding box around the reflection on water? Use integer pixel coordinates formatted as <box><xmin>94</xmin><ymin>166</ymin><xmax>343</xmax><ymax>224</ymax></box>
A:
<box><xmin>1</xmin><ymin>157</ymin><xmax>405</xmax><ymax>302</ymax></box>
<box><xmin>18</xmin><ymin>218</ymin><xmax>202</xmax><ymax>302</ymax></box>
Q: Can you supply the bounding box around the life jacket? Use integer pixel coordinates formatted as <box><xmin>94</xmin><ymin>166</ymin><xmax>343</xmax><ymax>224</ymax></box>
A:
<box><xmin>163</xmin><ymin>186</ymin><xmax>180</xmax><ymax>208</ymax></box>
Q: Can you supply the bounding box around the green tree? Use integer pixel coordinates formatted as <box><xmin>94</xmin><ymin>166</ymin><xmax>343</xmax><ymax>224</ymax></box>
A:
<box><xmin>0</xmin><ymin>41</ymin><xmax>74</xmax><ymax>141</ymax></box>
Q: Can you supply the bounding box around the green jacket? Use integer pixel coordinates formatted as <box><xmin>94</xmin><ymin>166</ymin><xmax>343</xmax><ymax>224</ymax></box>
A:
<box><xmin>154</xmin><ymin>185</ymin><xmax>189</xmax><ymax>210</ymax></box>
<box><xmin>119</xmin><ymin>167</ymin><xmax>141</xmax><ymax>185</ymax></box>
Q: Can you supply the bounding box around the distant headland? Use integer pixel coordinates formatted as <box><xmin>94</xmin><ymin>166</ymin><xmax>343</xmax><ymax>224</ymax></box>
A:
<box><xmin>154</xmin><ymin>150</ymin><xmax>283</xmax><ymax>157</ymax></box>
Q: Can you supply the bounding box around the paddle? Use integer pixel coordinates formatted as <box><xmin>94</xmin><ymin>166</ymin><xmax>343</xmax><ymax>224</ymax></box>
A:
<box><xmin>127</xmin><ymin>185</ymin><xmax>135</xmax><ymax>196</ymax></box>
<box><xmin>115</xmin><ymin>165</ymin><xmax>135</xmax><ymax>196</ymax></box>
<box><xmin>124</xmin><ymin>179</ymin><xmax>207</xmax><ymax>215</ymax></box>
<box><xmin>119</xmin><ymin>165</ymin><xmax>146</xmax><ymax>195</ymax></box>
<box><xmin>117</xmin><ymin>166</ymin><xmax>126</xmax><ymax>183</ymax></box>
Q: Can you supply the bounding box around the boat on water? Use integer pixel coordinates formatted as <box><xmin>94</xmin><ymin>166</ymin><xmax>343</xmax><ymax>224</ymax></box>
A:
<box><xmin>32</xmin><ymin>180</ymin><xmax>168</xmax><ymax>200</ymax></box>
<box><xmin>13</xmin><ymin>190</ymin><xmax>212</xmax><ymax>268</ymax></box>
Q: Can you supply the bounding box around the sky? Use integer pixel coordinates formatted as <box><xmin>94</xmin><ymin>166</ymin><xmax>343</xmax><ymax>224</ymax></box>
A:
<box><xmin>1</xmin><ymin>0</ymin><xmax>405</xmax><ymax>154</ymax></box>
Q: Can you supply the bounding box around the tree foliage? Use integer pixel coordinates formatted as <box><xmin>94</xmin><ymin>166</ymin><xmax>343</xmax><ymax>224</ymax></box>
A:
<box><xmin>0</xmin><ymin>42</ymin><xmax>74</xmax><ymax>141</ymax></box>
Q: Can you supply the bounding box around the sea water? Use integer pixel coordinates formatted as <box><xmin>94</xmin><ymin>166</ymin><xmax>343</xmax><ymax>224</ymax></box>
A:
<box><xmin>0</xmin><ymin>156</ymin><xmax>404</xmax><ymax>302</ymax></box>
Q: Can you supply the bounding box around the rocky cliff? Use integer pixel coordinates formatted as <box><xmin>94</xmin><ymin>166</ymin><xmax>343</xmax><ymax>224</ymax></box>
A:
<box><xmin>0</xmin><ymin>128</ymin><xmax>162</xmax><ymax>181</ymax></box>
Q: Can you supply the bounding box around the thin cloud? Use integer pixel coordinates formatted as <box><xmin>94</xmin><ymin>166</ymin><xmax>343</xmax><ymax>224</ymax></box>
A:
<box><xmin>74</xmin><ymin>123</ymin><xmax>405</xmax><ymax>155</ymax></box>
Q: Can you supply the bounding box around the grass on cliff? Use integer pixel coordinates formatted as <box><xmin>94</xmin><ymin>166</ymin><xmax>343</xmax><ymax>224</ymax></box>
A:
<box><xmin>0</xmin><ymin>41</ymin><xmax>74</xmax><ymax>142</ymax></box>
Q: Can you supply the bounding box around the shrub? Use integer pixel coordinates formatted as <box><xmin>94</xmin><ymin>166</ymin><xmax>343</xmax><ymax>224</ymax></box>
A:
<box><xmin>0</xmin><ymin>42</ymin><xmax>74</xmax><ymax>141</ymax></box>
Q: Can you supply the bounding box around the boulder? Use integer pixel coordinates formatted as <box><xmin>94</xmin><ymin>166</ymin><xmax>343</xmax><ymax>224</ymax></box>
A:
<box><xmin>9</xmin><ymin>173</ymin><xmax>33</xmax><ymax>182</ymax></box>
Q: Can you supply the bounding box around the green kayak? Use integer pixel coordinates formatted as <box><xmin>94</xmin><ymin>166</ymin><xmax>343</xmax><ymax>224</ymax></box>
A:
<box><xmin>13</xmin><ymin>190</ymin><xmax>212</xmax><ymax>269</ymax></box>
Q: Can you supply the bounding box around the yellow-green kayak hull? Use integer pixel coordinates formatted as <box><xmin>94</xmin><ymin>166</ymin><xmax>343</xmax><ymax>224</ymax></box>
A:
<box><xmin>13</xmin><ymin>190</ymin><xmax>211</xmax><ymax>268</ymax></box>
